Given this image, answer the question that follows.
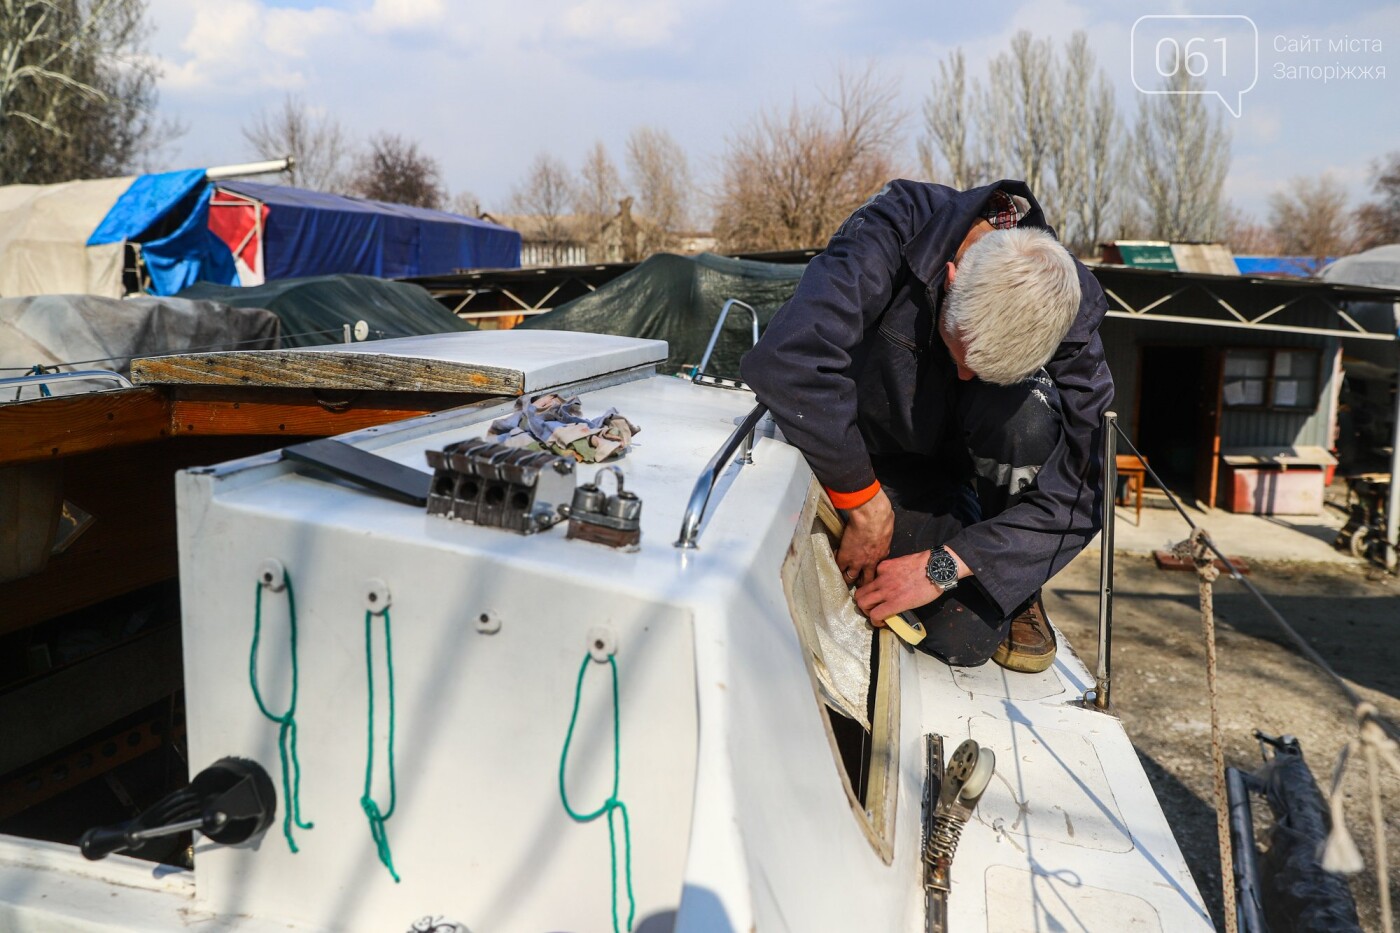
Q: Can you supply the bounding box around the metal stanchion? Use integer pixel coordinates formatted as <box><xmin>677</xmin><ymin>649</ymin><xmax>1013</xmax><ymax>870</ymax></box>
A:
<box><xmin>1094</xmin><ymin>411</ymin><xmax>1118</xmax><ymax>712</ymax></box>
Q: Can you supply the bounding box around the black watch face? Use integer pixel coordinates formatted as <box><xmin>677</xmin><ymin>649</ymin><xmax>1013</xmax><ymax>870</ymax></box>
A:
<box><xmin>928</xmin><ymin>549</ymin><xmax>957</xmax><ymax>587</ymax></box>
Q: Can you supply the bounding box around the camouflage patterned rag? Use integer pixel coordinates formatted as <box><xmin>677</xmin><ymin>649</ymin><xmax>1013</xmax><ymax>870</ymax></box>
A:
<box><xmin>487</xmin><ymin>394</ymin><xmax>639</xmax><ymax>463</ymax></box>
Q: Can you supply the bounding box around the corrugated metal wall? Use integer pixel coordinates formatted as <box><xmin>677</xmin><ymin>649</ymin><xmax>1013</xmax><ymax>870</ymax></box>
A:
<box><xmin>1099</xmin><ymin>316</ymin><xmax>1340</xmax><ymax>450</ymax></box>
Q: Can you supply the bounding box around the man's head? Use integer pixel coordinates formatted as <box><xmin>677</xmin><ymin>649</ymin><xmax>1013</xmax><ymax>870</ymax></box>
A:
<box><xmin>940</xmin><ymin>226</ymin><xmax>1081</xmax><ymax>385</ymax></box>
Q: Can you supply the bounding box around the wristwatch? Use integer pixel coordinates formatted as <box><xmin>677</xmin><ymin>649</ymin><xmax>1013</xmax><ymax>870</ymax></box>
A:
<box><xmin>925</xmin><ymin>547</ymin><xmax>960</xmax><ymax>591</ymax></box>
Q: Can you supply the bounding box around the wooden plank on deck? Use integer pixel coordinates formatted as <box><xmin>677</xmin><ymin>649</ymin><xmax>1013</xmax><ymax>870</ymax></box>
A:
<box><xmin>134</xmin><ymin>348</ymin><xmax>523</xmax><ymax>395</ymax></box>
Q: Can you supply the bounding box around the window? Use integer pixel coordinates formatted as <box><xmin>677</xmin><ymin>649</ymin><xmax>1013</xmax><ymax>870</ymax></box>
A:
<box><xmin>1223</xmin><ymin>348</ymin><xmax>1319</xmax><ymax>410</ymax></box>
<box><xmin>780</xmin><ymin>481</ymin><xmax>900</xmax><ymax>863</ymax></box>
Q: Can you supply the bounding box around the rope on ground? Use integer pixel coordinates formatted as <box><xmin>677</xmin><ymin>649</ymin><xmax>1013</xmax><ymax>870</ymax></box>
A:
<box><xmin>250</xmin><ymin>570</ymin><xmax>314</xmax><ymax>852</ymax></box>
<box><xmin>1184</xmin><ymin>528</ymin><xmax>1238</xmax><ymax>933</ymax></box>
<box><xmin>361</xmin><ymin>607</ymin><xmax>402</xmax><ymax>882</ymax></box>
<box><xmin>1323</xmin><ymin>701</ymin><xmax>1399</xmax><ymax>933</ymax></box>
<box><xmin>558</xmin><ymin>652</ymin><xmax>635</xmax><ymax>933</ymax></box>
<box><xmin>1116</xmin><ymin>420</ymin><xmax>1399</xmax><ymax>931</ymax></box>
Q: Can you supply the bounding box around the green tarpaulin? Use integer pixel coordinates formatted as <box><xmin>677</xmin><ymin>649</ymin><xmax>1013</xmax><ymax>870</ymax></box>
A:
<box><xmin>180</xmin><ymin>273</ymin><xmax>473</xmax><ymax>348</ymax></box>
<box><xmin>519</xmin><ymin>252</ymin><xmax>805</xmax><ymax>379</ymax></box>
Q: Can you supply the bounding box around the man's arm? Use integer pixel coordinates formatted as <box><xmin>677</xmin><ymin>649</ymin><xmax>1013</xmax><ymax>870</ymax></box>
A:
<box><xmin>741</xmin><ymin>183</ymin><xmax>919</xmax><ymax>581</ymax></box>
<box><xmin>854</xmin><ymin>543</ymin><xmax>972</xmax><ymax>622</ymax></box>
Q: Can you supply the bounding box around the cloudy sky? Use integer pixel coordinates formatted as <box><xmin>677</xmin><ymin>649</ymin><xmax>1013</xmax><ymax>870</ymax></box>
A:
<box><xmin>144</xmin><ymin>0</ymin><xmax>1400</xmax><ymax>222</ymax></box>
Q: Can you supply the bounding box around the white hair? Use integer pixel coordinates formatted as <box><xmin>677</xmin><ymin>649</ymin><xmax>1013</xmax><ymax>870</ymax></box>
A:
<box><xmin>943</xmin><ymin>227</ymin><xmax>1081</xmax><ymax>386</ymax></box>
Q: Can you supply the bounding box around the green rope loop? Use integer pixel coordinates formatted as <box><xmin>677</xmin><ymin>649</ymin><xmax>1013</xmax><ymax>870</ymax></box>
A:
<box><xmin>559</xmin><ymin>653</ymin><xmax>635</xmax><ymax>933</ymax></box>
<box><xmin>250</xmin><ymin>571</ymin><xmax>314</xmax><ymax>852</ymax></box>
<box><xmin>361</xmin><ymin>608</ymin><xmax>401</xmax><ymax>882</ymax></box>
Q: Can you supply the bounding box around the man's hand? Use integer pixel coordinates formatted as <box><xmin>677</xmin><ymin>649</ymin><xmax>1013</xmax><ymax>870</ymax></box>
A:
<box><xmin>854</xmin><ymin>550</ymin><xmax>942</xmax><ymax>622</ymax></box>
<box><xmin>837</xmin><ymin>489</ymin><xmax>894</xmax><ymax>586</ymax></box>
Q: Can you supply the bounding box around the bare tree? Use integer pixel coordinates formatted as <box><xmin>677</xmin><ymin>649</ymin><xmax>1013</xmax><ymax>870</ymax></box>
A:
<box><xmin>450</xmin><ymin>190</ymin><xmax>482</xmax><ymax>217</ymax></box>
<box><xmin>349</xmin><ymin>133</ymin><xmax>445</xmax><ymax>208</ymax></box>
<box><xmin>574</xmin><ymin>140</ymin><xmax>623</xmax><ymax>261</ymax></box>
<box><xmin>0</xmin><ymin>0</ymin><xmax>166</xmax><ymax>184</ymax></box>
<box><xmin>1131</xmin><ymin>70</ymin><xmax>1232</xmax><ymax>241</ymax></box>
<box><xmin>918</xmin><ymin>50</ymin><xmax>981</xmax><ymax>189</ymax></box>
<box><xmin>1221</xmin><ymin>203</ymin><xmax>1279</xmax><ymax>255</ymax></box>
<box><xmin>509</xmin><ymin>153</ymin><xmax>576</xmax><ymax>265</ymax></box>
<box><xmin>243</xmin><ymin>95</ymin><xmax>352</xmax><ymax>192</ymax></box>
<box><xmin>918</xmin><ymin>32</ymin><xmax>1123</xmax><ymax>253</ymax></box>
<box><xmin>1357</xmin><ymin>151</ymin><xmax>1400</xmax><ymax>250</ymax></box>
<box><xmin>713</xmin><ymin>68</ymin><xmax>902</xmax><ymax>252</ymax></box>
<box><xmin>626</xmin><ymin>125</ymin><xmax>691</xmax><ymax>253</ymax></box>
<box><xmin>979</xmin><ymin>32</ymin><xmax>1057</xmax><ymax>204</ymax></box>
<box><xmin>1050</xmin><ymin>33</ymin><xmax>1123</xmax><ymax>252</ymax></box>
<box><xmin>1268</xmin><ymin>174</ymin><xmax>1355</xmax><ymax>273</ymax></box>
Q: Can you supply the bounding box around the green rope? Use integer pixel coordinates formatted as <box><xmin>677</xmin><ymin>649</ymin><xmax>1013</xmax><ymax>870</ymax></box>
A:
<box><xmin>250</xmin><ymin>571</ymin><xmax>314</xmax><ymax>852</ymax></box>
<box><xmin>361</xmin><ymin>608</ymin><xmax>401</xmax><ymax>882</ymax></box>
<box><xmin>559</xmin><ymin>653</ymin><xmax>635</xmax><ymax>933</ymax></box>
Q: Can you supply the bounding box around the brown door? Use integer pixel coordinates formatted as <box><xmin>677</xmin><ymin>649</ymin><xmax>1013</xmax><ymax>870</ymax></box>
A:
<box><xmin>1194</xmin><ymin>348</ymin><xmax>1224</xmax><ymax>507</ymax></box>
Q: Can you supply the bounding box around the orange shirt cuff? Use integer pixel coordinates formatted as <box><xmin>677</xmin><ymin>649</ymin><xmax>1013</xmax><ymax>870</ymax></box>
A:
<box><xmin>825</xmin><ymin>480</ymin><xmax>881</xmax><ymax>510</ymax></box>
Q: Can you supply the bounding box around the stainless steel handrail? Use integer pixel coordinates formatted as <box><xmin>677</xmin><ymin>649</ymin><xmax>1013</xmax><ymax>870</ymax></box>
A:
<box><xmin>674</xmin><ymin>403</ymin><xmax>768</xmax><ymax>548</ymax></box>
<box><xmin>690</xmin><ymin>298</ymin><xmax>760</xmax><ymax>383</ymax></box>
<box><xmin>1</xmin><ymin>369</ymin><xmax>134</xmax><ymax>396</ymax></box>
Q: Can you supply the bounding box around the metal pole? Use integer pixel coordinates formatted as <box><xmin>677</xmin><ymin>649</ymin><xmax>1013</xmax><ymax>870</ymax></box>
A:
<box><xmin>1386</xmin><ymin>341</ymin><xmax>1400</xmax><ymax>571</ymax></box>
<box><xmin>204</xmin><ymin>157</ymin><xmax>295</xmax><ymax>180</ymax></box>
<box><xmin>1095</xmin><ymin>411</ymin><xmax>1118</xmax><ymax>711</ymax></box>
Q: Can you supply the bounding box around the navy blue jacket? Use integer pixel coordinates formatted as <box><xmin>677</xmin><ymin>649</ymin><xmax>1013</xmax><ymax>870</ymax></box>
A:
<box><xmin>740</xmin><ymin>179</ymin><xmax>1114</xmax><ymax>616</ymax></box>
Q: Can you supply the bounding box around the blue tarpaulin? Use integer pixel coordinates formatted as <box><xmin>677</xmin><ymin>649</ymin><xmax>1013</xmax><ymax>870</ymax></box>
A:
<box><xmin>88</xmin><ymin>169</ymin><xmax>239</xmax><ymax>296</ymax></box>
<box><xmin>218</xmin><ymin>182</ymin><xmax>521</xmax><ymax>281</ymax></box>
<box><xmin>1235</xmin><ymin>255</ymin><xmax>1337</xmax><ymax>277</ymax></box>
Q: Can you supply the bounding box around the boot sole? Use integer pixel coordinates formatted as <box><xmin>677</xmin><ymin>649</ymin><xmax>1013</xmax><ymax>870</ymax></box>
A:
<box><xmin>991</xmin><ymin>640</ymin><xmax>1057</xmax><ymax>674</ymax></box>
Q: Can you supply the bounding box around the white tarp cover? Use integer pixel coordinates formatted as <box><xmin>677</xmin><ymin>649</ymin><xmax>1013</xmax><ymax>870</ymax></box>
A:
<box><xmin>1</xmin><ymin>294</ymin><xmax>279</xmax><ymax>398</ymax></box>
<box><xmin>0</xmin><ymin>176</ymin><xmax>135</xmax><ymax>298</ymax></box>
<box><xmin>1321</xmin><ymin>243</ymin><xmax>1400</xmax><ymax>289</ymax></box>
<box><xmin>1321</xmin><ymin>240</ymin><xmax>1400</xmax><ymax>340</ymax></box>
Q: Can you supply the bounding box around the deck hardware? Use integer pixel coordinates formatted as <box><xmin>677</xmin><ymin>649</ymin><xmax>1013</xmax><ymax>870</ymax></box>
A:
<box><xmin>566</xmin><ymin>466</ymin><xmax>642</xmax><ymax>550</ymax></box>
<box><xmin>365</xmin><ymin>579</ymin><xmax>391</xmax><ymax>614</ymax></box>
<box><xmin>0</xmin><ymin>368</ymin><xmax>133</xmax><ymax>397</ymax></box>
<box><xmin>674</xmin><ymin>403</ymin><xmax>768</xmax><ymax>549</ymax></box>
<box><xmin>284</xmin><ymin>438</ymin><xmax>432</xmax><ymax>506</ymax></box>
<box><xmin>425</xmin><ymin>437</ymin><xmax>573</xmax><ymax>534</ymax></box>
<box><xmin>79</xmin><ymin>757</ymin><xmax>277</xmax><ymax>861</ymax></box>
<box><xmin>922</xmin><ymin>735</ymin><xmax>995</xmax><ymax>933</ymax></box>
<box><xmin>689</xmin><ymin>298</ymin><xmax>760</xmax><ymax>390</ymax></box>
<box><xmin>258</xmin><ymin>558</ymin><xmax>286</xmax><ymax>592</ymax></box>
<box><xmin>588</xmin><ymin>626</ymin><xmax>617</xmax><ymax>662</ymax></box>
<box><xmin>475</xmin><ymin>611</ymin><xmax>501</xmax><ymax>635</ymax></box>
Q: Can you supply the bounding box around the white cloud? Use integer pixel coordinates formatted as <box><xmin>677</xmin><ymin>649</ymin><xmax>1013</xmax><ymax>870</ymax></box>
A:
<box><xmin>363</xmin><ymin>0</ymin><xmax>447</xmax><ymax>34</ymax></box>
<box><xmin>559</xmin><ymin>0</ymin><xmax>683</xmax><ymax>47</ymax></box>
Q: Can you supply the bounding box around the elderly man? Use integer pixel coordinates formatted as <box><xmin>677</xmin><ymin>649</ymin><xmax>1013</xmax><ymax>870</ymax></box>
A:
<box><xmin>741</xmin><ymin>179</ymin><xmax>1114</xmax><ymax>672</ymax></box>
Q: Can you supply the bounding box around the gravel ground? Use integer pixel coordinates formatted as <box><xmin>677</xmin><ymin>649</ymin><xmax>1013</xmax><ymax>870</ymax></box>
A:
<box><xmin>1046</xmin><ymin>549</ymin><xmax>1400</xmax><ymax>932</ymax></box>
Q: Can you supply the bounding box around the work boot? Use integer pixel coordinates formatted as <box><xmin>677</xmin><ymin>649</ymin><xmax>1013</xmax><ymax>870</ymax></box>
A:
<box><xmin>992</xmin><ymin>595</ymin><xmax>1056</xmax><ymax>673</ymax></box>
